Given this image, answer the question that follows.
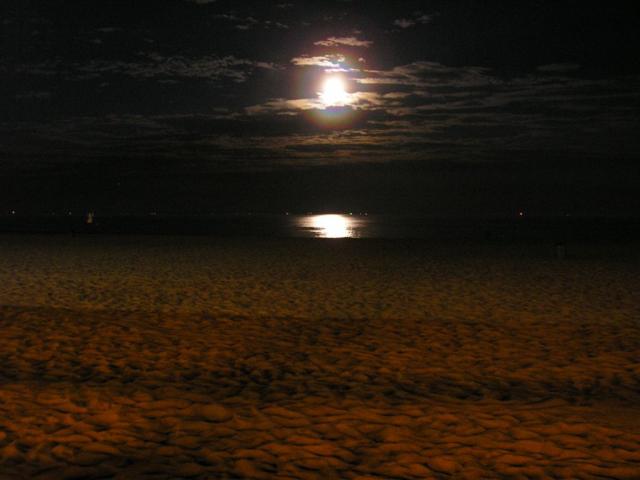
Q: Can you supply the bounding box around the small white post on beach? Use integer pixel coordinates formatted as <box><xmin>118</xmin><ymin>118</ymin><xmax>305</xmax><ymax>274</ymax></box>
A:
<box><xmin>556</xmin><ymin>242</ymin><xmax>566</xmax><ymax>260</ymax></box>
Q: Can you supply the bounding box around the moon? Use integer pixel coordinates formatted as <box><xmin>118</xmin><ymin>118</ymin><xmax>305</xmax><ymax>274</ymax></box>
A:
<box><xmin>320</xmin><ymin>76</ymin><xmax>349</xmax><ymax>107</ymax></box>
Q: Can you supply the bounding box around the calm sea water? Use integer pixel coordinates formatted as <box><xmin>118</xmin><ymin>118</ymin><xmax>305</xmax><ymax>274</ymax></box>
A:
<box><xmin>0</xmin><ymin>213</ymin><xmax>638</xmax><ymax>242</ymax></box>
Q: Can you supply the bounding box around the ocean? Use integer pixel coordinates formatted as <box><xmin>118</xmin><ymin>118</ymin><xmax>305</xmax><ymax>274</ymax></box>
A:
<box><xmin>0</xmin><ymin>213</ymin><xmax>638</xmax><ymax>243</ymax></box>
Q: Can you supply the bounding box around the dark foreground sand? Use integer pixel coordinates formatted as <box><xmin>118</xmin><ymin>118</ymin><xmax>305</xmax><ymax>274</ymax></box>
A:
<box><xmin>0</xmin><ymin>236</ymin><xmax>639</xmax><ymax>479</ymax></box>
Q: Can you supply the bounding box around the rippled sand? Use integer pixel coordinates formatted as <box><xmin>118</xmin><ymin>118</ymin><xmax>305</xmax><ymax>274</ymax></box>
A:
<box><xmin>0</xmin><ymin>235</ymin><xmax>638</xmax><ymax>479</ymax></box>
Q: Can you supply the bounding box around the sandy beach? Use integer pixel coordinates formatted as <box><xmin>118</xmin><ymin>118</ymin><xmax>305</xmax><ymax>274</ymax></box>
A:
<box><xmin>0</xmin><ymin>235</ymin><xmax>639</xmax><ymax>479</ymax></box>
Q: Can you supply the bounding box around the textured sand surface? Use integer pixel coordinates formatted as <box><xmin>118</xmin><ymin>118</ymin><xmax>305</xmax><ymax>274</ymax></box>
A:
<box><xmin>0</xmin><ymin>236</ymin><xmax>639</xmax><ymax>479</ymax></box>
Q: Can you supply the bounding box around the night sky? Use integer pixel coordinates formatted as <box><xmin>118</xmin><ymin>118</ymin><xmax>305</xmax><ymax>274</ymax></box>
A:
<box><xmin>2</xmin><ymin>1</ymin><xmax>639</xmax><ymax>216</ymax></box>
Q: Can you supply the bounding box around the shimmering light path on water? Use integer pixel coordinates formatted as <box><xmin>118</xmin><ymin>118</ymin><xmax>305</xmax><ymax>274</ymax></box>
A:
<box><xmin>296</xmin><ymin>214</ymin><xmax>361</xmax><ymax>238</ymax></box>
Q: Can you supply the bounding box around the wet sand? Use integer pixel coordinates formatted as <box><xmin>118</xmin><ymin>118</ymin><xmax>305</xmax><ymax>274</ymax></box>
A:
<box><xmin>0</xmin><ymin>236</ymin><xmax>639</xmax><ymax>479</ymax></box>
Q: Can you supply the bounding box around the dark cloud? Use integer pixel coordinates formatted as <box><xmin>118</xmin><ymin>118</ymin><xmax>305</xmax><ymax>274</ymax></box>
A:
<box><xmin>536</xmin><ymin>63</ymin><xmax>581</xmax><ymax>73</ymax></box>
<box><xmin>393</xmin><ymin>12</ymin><xmax>432</xmax><ymax>29</ymax></box>
<box><xmin>393</xmin><ymin>18</ymin><xmax>415</xmax><ymax>29</ymax></box>
<box><xmin>77</xmin><ymin>53</ymin><xmax>279</xmax><ymax>82</ymax></box>
<box><xmin>4</xmin><ymin>54</ymin><xmax>278</xmax><ymax>86</ymax></box>
<box><xmin>314</xmin><ymin>36</ymin><xmax>373</xmax><ymax>47</ymax></box>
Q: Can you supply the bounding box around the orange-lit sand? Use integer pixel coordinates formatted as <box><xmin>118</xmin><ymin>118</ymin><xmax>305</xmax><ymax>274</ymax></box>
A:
<box><xmin>0</xmin><ymin>235</ymin><xmax>639</xmax><ymax>479</ymax></box>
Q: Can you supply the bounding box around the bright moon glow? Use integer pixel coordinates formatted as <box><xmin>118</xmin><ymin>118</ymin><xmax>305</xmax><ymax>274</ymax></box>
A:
<box><xmin>310</xmin><ymin>214</ymin><xmax>353</xmax><ymax>238</ymax></box>
<box><xmin>320</xmin><ymin>76</ymin><xmax>349</xmax><ymax>107</ymax></box>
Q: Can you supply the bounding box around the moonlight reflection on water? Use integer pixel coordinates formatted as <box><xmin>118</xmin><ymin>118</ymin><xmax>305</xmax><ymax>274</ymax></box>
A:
<box><xmin>299</xmin><ymin>214</ymin><xmax>357</xmax><ymax>238</ymax></box>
